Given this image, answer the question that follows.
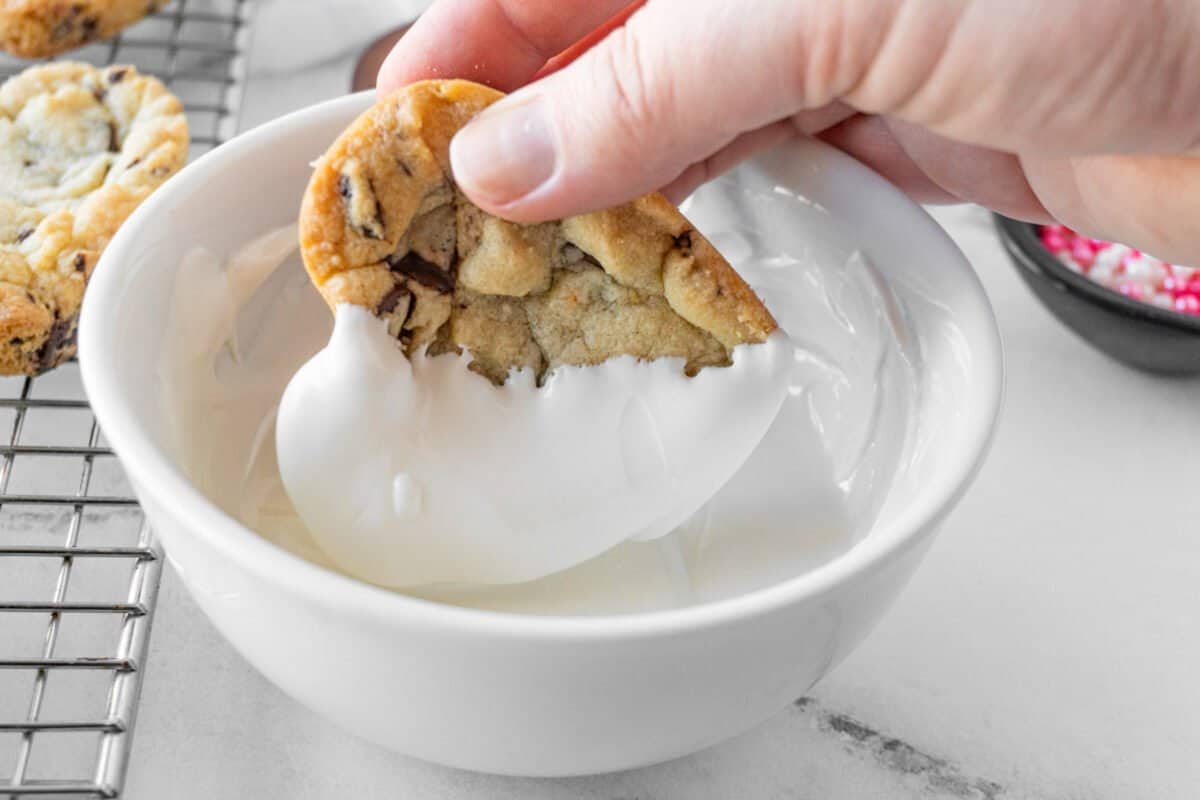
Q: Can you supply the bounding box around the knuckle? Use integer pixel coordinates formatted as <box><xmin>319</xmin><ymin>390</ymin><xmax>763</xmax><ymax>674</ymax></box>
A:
<box><xmin>594</xmin><ymin>28</ymin><xmax>663</xmax><ymax>148</ymax></box>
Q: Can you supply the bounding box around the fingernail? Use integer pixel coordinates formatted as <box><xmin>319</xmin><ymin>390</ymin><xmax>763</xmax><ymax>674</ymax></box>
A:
<box><xmin>450</xmin><ymin>95</ymin><xmax>557</xmax><ymax>205</ymax></box>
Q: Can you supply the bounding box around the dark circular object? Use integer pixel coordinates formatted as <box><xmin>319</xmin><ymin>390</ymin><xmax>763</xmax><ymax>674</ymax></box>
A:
<box><xmin>351</xmin><ymin>23</ymin><xmax>414</xmax><ymax>93</ymax></box>
<box><xmin>994</xmin><ymin>214</ymin><xmax>1200</xmax><ymax>375</ymax></box>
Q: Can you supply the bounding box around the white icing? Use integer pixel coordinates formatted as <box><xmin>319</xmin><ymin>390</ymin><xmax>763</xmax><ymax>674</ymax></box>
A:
<box><xmin>275</xmin><ymin>305</ymin><xmax>792</xmax><ymax>588</ymax></box>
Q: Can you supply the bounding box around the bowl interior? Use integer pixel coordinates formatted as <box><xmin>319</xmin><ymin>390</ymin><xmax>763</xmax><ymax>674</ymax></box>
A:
<box><xmin>79</xmin><ymin>92</ymin><xmax>1003</xmax><ymax>631</ymax></box>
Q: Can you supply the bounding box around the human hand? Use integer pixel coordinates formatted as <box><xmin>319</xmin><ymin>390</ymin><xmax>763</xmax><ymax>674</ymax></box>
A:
<box><xmin>379</xmin><ymin>0</ymin><xmax>1200</xmax><ymax>263</ymax></box>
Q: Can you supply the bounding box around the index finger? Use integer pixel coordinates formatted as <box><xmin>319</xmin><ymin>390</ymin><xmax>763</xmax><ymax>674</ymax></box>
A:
<box><xmin>377</xmin><ymin>0</ymin><xmax>635</xmax><ymax>94</ymax></box>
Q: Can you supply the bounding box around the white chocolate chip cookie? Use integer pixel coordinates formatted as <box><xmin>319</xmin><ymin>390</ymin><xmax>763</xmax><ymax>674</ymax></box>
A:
<box><xmin>0</xmin><ymin>62</ymin><xmax>188</xmax><ymax>374</ymax></box>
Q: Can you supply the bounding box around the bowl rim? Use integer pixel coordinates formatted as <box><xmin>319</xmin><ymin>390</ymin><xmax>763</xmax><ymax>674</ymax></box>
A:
<box><xmin>994</xmin><ymin>215</ymin><xmax>1200</xmax><ymax>334</ymax></box>
<box><xmin>79</xmin><ymin>91</ymin><xmax>1004</xmax><ymax>640</ymax></box>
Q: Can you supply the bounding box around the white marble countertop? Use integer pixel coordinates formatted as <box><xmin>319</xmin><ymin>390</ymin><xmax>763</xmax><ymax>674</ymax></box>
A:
<box><xmin>124</xmin><ymin>9</ymin><xmax>1200</xmax><ymax>799</ymax></box>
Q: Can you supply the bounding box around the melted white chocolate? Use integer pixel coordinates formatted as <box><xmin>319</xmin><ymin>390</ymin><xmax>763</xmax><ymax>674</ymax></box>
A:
<box><xmin>161</xmin><ymin>169</ymin><xmax>919</xmax><ymax>614</ymax></box>
<box><xmin>275</xmin><ymin>306</ymin><xmax>792</xmax><ymax>587</ymax></box>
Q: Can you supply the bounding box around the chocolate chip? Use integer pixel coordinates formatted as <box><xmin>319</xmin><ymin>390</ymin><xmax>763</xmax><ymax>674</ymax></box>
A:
<box><xmin>337</xmin><ymin>174</ymin><xmax>386</xmax><ymax>240</ymax></box>
<box><xmin>24</xmin><ymin>292</ymin><xmax>34</xmax><ymax>304</ymax></box>
<box><xmin>22</xmin><ymin>159</ymin><xmax>32</xmax><ymax>168</ymax></box>
<box><xmin>672</xmin><ymin>232</ymin><xmax>700</xmax><ymax>257</ymax></box>
<box><xmin>126</xmin><ymin>157</ymin><xmax>141</xmax><ymax>169</ymax></box>
<box><xmin>92</xmin><ymin>87</ymin><xmax>106</xmax><ymax>102</ymax></box>
<box><xmin>9</xmin><ymin>338</ymin><xmax>22</xmax><ymax>346</ymax></box>
<box><xmin>365</xmin><ymin>186</ymin><xmax>385</xmax><ymax>240</ymax></box>
<box><xmin>376</xmin><ymin>284</ymin><xmax>409</xmax><ymax>315</ymax></box>
<box><xmin>73</xmin><ymin>253</ymin><xmax>87</xmax><ymax>272</ymax></box>
<box><xmin>37</xmin><ymin>318</ymin><xmax>74</xmax><ymax>372</ymax></box>
<box><xmin>51</xmin><ymin>3</ymin><xmax>87</xmax><ymax>41</ymax></box>
<box><xmin>81</xmin><ymin>15</ymin><xmax>99</xmax><ymax>38</ymax></box>
<box><xmin>108</xmin><ymin>68</ymin><xmax>128</xmax><ymax>84</ymax></box>
<box><xmin>14</xmin><ymin>228</ymin><xmax>33</xmax><ymax>244</ymax></box>
<box><xmin>386</xmin><ymin>251</ymin><xmax>455</xmax><ymax>293</ymax></box>
<box><xmin>108</xmin><ymin>122</ymin><xmax>120</xmax><ymax>153</ymax></box>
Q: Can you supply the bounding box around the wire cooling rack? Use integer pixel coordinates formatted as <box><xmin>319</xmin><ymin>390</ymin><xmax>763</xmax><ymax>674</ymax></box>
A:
<box><xmin>0</xmin><ymin>1</ymin><xmax>254</xmax><ymax>796</ymax></box>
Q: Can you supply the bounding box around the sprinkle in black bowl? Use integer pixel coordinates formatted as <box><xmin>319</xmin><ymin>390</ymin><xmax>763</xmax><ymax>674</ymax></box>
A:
<box><xmin>994</xmin><ymin>215</ymin><xmax>1200</xmax><ymax>375</ymax></box>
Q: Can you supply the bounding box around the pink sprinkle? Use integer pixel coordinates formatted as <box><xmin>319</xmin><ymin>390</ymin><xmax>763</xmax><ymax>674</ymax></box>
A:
<box><xmin>1071</xmin><ymin>239</ymin><xmax>1096</xmax><ymax>267</ymax></box>
<box><xmin>1042</xmin><ymin>232</ymin><xmax>1067</xmax><ymax>253</ymax></box>
<box><xmin>1118</xmin><ymin>282</ymin><xmax>1144</xmax><ymax>301</ymax></box>
<box><xmin>1036</xmin><ymin>225</ymin><xmax>1199</xmax><ymax>316</ymax></box>
<box><xmin>1174</xmin><ymin>295</ymin><xmax>1200</xmax><ymax>315</ymax></box>
<box><xmin>1163</xmin><ymin>275</ymin><xmax>1190</xmax><ymax>295</ymax></box>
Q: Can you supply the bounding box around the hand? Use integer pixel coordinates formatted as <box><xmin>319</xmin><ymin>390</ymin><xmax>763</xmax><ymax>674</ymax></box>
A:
<box><xmin>379</xmin><ymin>0</ymin><xmax>1200</xmax><ymax>264</ymax></box>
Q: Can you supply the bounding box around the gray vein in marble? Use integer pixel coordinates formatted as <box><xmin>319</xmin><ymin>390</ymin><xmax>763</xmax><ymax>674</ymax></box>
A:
<box><xmin>796</xmin><ymin>698</ymin><xmax>1009</xmax><ymax>800</ymax></box>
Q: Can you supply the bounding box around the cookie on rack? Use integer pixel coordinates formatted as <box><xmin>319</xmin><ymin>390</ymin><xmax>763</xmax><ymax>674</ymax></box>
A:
<box><xmin>300</xmin><ymin>79</ymin><xmax>776</xmax><ymax>385</ymax></box>
<box><xmin>0</xmin><ymin>0</ymin><xmax>168</xmax><ymax>59</ymax></box>
<box><xmin>0</xmin><ymin>62</ymin><xmax>188</xmax><ymax>374</ymax></box>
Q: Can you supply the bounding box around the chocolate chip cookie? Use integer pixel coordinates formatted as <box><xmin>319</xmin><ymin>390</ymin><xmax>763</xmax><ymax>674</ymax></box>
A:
<box><xmin>0</xmin><ymin>62</ymin><xmax>188</xmax><ymax>374</ymax></box>
<box><xmin>300</xmin><ymin>79</ymin><xmax>776</xmax><ymax>385</ymax></box>
<box><xmin>1</xmin><ymin>0</ymin><xmax>167</xmax><ymax>58</ymax></box>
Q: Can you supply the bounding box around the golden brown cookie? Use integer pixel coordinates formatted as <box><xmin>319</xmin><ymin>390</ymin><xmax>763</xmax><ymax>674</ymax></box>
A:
<box><xmin>0</xmin><ymin>0</ymin><xmax>167</xmax><ymax>59</ymax></box>
<box><xmin>0</xmin><ymin>62</ymin><xmax>188</xmax><ymax>374</ymax></box>
<box><xmin>300</xmin><ymin>79</ymin><xmax>776</xmax><ymax>385</ymax></box>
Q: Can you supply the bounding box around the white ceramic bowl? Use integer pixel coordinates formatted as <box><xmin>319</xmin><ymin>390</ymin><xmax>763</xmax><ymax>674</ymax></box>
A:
<box><xmin>79</xmin><ymin>92</ymin><xmax>1002</xmax><ymax>776</ymax></box>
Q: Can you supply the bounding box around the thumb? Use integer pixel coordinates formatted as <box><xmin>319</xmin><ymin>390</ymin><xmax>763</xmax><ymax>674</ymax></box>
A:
<box><xmin>448</xmin><ymin>0</ymin><xmax>833</xmax><ymax>222</ymax></box>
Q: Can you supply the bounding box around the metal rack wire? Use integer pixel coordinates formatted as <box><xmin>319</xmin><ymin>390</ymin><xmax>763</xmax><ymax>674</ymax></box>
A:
<box><xmin>0</xmin><ymin>2</ymin><xmax>254</xmax><ymax>796</ymax></box>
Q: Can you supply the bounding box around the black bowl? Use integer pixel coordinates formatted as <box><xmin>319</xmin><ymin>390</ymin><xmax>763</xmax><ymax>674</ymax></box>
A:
<box><xmin>994</xmin><ymin>215</ymin><xmax>1200</xmax><ymax>375</ymax></box>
